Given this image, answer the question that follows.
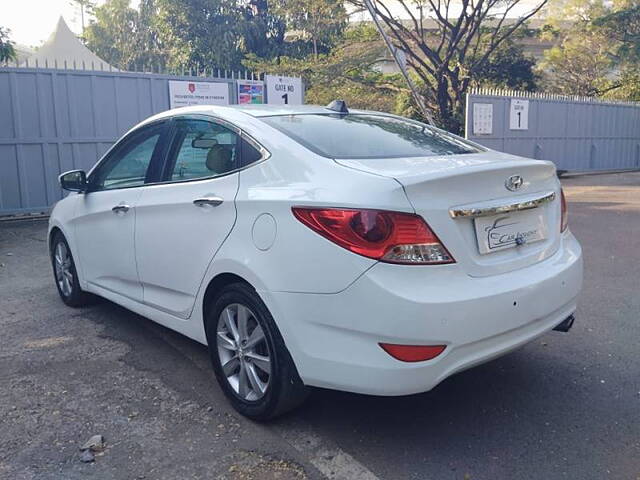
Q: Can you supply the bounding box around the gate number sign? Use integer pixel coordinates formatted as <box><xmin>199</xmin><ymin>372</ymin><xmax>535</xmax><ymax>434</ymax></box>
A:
<box><xmin>265</xmin><ymin>75</ymin><xmax>303</xmax><ymax>105</ymax></box>
<box><xmin>509</xmin><ymin>99</ymin><xmax>529</xmax><ymax>130</ymax></box>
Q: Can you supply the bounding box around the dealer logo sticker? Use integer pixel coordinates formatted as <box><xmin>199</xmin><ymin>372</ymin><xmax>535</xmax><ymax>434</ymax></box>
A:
<box><xmin>505</xmin><ymin>175</ymin><xmax>524</xmax><ymax>191</ymax></box>
<box><xmin>484</xmin><ymin>216</ymin><xmax>537</xmax><ymax>250</ymax></box>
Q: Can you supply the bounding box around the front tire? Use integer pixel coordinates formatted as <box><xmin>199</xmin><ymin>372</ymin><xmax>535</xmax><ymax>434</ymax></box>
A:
<box><xmin>50</xmin><ymin>232</ymin><xmax>93</xmax><ymax>307</ymax></box>
<box><xmin>205</xmin><ymin>283</ymin><xmax>308</xmax><ymax>420</ymax></box>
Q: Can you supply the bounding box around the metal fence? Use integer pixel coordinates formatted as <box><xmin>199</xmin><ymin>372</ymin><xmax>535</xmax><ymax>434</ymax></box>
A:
<box><xmin>465</xmin><ymin>89</ymin><xmax>640</xmax><ymax>172</ymax></box>
<box><xmin>0</xmin><ymin>65</ymin><xmax>288</xmax><ymax>216</ymax></box>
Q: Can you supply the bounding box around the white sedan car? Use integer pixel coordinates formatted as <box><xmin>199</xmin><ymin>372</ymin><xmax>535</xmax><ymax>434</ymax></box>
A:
<box><xmin>49</xmin><ymin>103</ymin><xmax>582</xmax><ymax>420</ymax></box>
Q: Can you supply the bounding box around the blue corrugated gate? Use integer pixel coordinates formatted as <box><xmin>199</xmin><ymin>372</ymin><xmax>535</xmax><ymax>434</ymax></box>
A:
<box><xmin>466</xmin><ymin>90</ymin><xmax>640</xmax><ymax>172</ymax></box>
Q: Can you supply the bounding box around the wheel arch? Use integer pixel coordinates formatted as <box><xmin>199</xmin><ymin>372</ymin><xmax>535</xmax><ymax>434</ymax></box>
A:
<box><xmin>48</xmin><ymin>226</ymin><xmax>63</xmax><ymax>252</ymax></box>
<box><xmin>47</xmin><ymin>221</ymin><xmax>86</xmax><ymax>287</ymax></box>
<box><xmin>202</xmin><ymin>272</ymin><xmax>255</xmax><ymax>332</ymax></box>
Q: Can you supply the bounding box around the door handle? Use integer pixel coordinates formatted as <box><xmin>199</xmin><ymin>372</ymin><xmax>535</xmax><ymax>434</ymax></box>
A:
<box><xmin>112</xmin><ymin>204</ymin><xmax>131</xmax><ymax>213</ymax></box>
<box><xmin>193</xmin><ymin>196</ymin><xmax>224</xmax><ymax>207</ymax></box>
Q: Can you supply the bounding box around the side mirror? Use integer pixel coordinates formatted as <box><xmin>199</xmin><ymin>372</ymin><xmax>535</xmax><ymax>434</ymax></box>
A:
<box><xmin>59</xmin><ymin>170</ymin><xmax>87</xmax><ymax>192</ymax></box>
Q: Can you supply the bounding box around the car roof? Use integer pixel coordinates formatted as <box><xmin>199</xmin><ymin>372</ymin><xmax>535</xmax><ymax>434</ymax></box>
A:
<box><xmin>146</xmin><ymin>103</ymin><xmax>375</xmax><ymax>121</ymax></box>
<box><xmin>232</xmin><ymin>104</ymin><xmax>351</xmax><ymax>117</ymax></box>
<box><xmin>132</xmin><ymin>104</ymin><xmax>408</xmax><ymax>140</ymax></box>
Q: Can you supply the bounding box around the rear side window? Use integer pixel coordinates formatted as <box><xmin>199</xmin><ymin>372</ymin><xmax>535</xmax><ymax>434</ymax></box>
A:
<box><xmin>239</xmin><ymin>135</ymin><xmax>264</xmax><ymax>167</ymax></box>
<box><xmin>260</xmin><ymin>114</ymin><xmax>481</xmax><ymax>159</ymax></box>
<box><xmin>166</xmin><ymin>119</ymin><xmax>240</xmax><ymax>181</ymax></box>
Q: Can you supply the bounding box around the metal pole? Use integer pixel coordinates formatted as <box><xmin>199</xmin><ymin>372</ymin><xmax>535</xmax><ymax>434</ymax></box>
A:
<box><xmin>362</xmin><ymin>0</ymin><xmax>435</xmax><ymax>125</ymax></box>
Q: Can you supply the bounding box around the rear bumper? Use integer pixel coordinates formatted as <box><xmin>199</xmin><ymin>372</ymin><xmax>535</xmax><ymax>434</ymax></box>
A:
<box><xmin>263</xmin><ymin>232</ymin><xmax>583</xmax><ymax>396</ymax></box>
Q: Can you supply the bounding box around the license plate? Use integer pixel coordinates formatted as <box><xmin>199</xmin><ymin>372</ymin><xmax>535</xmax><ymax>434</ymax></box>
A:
<box><xmin>474</xmin><ymin>208</ymin><xmax>546</xmax><ymax>254</ymax></box>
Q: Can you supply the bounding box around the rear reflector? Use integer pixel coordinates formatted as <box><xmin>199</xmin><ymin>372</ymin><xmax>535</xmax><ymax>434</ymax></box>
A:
<box><xmin>379</xmin><ymin>343</ymin><xmax>446</xmax><ymax>362</ymax></box>
<box><xmin>292</xmin><ymin>207</ymin><xmax>454</xmax><ymax>265</ymax></box>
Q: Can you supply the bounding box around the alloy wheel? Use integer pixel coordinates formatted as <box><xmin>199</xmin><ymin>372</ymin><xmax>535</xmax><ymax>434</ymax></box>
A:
<box><xmin>216</xmin><ymin>303</ymin><xmax>272</xmax><ymax>401</ymax></box>
<box><xmin>54</xmin><ymin>241</ymin><xmax>73</xmax><ymax>297</ymax></box>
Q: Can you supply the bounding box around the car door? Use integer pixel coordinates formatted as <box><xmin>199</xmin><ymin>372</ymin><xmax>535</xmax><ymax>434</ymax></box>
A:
<box><xmin>134</xmin><ymin>116</ymin><xmax>262</xmax><ymax>318</ymax></box>
<box><xmin>72</xmin><ymin>121</ymin><xmax>168</xmax><ymax>301</ymax></box>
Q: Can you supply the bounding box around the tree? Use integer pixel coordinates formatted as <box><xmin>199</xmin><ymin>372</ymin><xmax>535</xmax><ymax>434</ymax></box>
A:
<box><xmin>272</xmin><ymin>0</ymin><xmax>347</xmax><ymax>58</ymax></box>
<box><xmin>85</xmin><ymin>0</ymin><xmax>144</xmax><ymax>69</ymax></box>
<box><xmin>605</xmin><ymin>69</ymin><xmax>640</xmax><ymax>100</ymax></box>
<box><xmin>135</xmin><ymin>0</ymin><xmax>167</xmax><ymax>70</ymax></box>
<box><xmin>83</xmin><ymin>0</ymin><xmax>346</xmax><ymax>73</ymax></box>
<box><xmin>69</xmin><ymin>0</ymin><xmax>96</xmax><ymax>35</ymax></box>
<box><xmin>0</xmin><ymin>27</ymin><xmax>16</xmax><ymax>64</ymax></box>
<box><xmin>153</xmin><ymin>0</ymin><xmax>245</xmax><ymax>71</ymax></box>
<box><xmin>538</xmin><ymin>0</ymin><xmax>611</xmax><ymax>95</ymax></box>
<box><xmin>472</xmin><ymin>32</ymin><xmax>538</xmax><ymax>91</ymax></box>
<box><xmin>238</xmin><ymin>0</ymin><xmax>291</xmax><ymax>60</ymax></box>
<box><xmin>538</xmin><ymin>0</ymin><xmax>640</xmax><ymax>99</ymax></box>
<box><xmin>593</xmin><ymin>0</ymin><xmax>640</xmax><ymax>100</ymax></box>
<box><xmin>594</xmin><ymin>1</ymin><xmax>640</xmax><ymax>62</ymax></box>
<box><xmin>538</xmin><ymin>29</ymin><xmax>612</xmax><ymax>96</ymax></box>
<box><xmin>85</xmin><ymin>0</ymin><xmax>166</xmax><ymax>71</ymax></box>
<box><xmin>244</xmin><ymin>24</ymin><xmax>401</xmax><ymax>111</ymax></box>
<box><xmin>347</xmin><ymin>0</ymin><xmax>547</xmax><ymax>133</ymax></box>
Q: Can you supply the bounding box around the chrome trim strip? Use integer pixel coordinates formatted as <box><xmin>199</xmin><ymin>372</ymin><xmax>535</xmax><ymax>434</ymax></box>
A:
<box><xmin>449</xmin><ymin>191</ymin><xmax>556</xmax><ymax>218</ymax></box>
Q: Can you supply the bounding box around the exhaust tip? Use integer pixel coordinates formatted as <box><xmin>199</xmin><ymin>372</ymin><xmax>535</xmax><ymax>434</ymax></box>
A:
<box><xmin>553</xmin><ymin>314</ymin><xmax>575</xmax><ymax>333</ymax></box>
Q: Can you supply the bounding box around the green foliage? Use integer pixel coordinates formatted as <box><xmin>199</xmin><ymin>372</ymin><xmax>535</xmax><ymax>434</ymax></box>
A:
<box><xmin>593</xmin><ymin>1</ymin><xmax>640</xmax><ymax>63</ymax></box>
<box><xmin>539</xmin><ymin>29</ymin><xmax>612</xmax><ymax>96</ymax></box>
<box><xmin>539</xmin><ymin>0</ymin><xmax>640</xmax><ymax>99</ymax></box>
<box><xmin>135</xmin><ymin>0</ymin><xmax>166</xmax><ymax>69</ymax></box>
<box><xmin>389</xmin><ymin>27</ymin><xmax>539</xmax><ymax>132</ymax></box>
<box><xmin>153</xmin><ymin>0</ymin><xmax>245</xmax><ymax>71</ymax></box>
<box><xmin>83</xmin><ymin>0</ymin><xmax>342</xmax><ymax>72</ymax></box>
<box><xmin>271</xmin><ymin>0</ymin><xmax>347</xmax><ymax>57</ymax></box>
<box><xmin>247</xmin><ymin>19</ymin><xmax>540</xmax><ymax>126</ymax></box>
<box><xmin>244</xmin><ymin>24</ymin><xmax>401</xmax><ymax>112</ymax></box>
<box><xmin>238</xmin><ymin>0</ymin><xmax>287</xmax><ymax>59</ymax></box>
<box><xmin>603</xmin><ymin>68</ymin><xmax>640</xmax><ymax>101</ymax></box>
<box><xmin>0</xmin><ymin>27</ymin><xmax>16</xmax><ymax>64</ymax></box>
<box><xmin>79</xmin><ymin>0</ymin><xmax>553</xmax><ymax>129</ymax></box>
<box><xmin>472</xmin><ymin>34</ymin><xmax>538</xmax><ymax>91</ymax></box>
<box><xmin>347</xmin><ymin>0</ymin><xmax>548</xmax><ymax>134</ymax></box>
<box><xmin>84</xmin><ymin>0</ymin><xmax>144</xmax><ymax>69</ymax></box>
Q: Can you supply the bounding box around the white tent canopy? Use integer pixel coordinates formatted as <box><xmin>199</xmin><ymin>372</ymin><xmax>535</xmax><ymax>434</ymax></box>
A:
<box><xmin>21</xmin><ymin>17</ymin><xmax>115</xmax><ymax>70</ymax></box>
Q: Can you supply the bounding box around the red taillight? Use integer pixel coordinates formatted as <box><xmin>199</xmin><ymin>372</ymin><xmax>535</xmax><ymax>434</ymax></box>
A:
<box><xmin>560</xmin><ymin>189</ymin><xmax>568</xmax><ymax>232</ymax></box>
<box><xmin>379</xmin><ymin>343</ymin><xmax>446</xmax><ymax>362</ymax></box>
<box><xmin>292</xmin><ymin>207</ymin><xmax>455</xmax><ymax>265</ymax></box>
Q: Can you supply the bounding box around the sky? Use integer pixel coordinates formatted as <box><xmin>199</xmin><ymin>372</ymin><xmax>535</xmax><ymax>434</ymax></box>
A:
<box><xmin>3</xmin><ymin>0</ymin><xmax>143</xmax><ymax>47</ymax></box>
<box><xmin>3</xmin><ymin>0</ymin><xmax>90</xmax><ymax>47</ymax></box>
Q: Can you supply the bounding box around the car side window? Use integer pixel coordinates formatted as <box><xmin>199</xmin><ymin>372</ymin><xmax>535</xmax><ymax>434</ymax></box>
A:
<box><xmin>239</xmin><ymin>135</ymin><xmax>264</xmax><ymax>167</ymax></box>
<box><xmin>166</xmin><ymin>119</ymin><xmax>240</xmax><ymax>181</ymax></box>
<box><xmin>91</xmin><ymin>123</ymin><xmax>164</xmax><ymax>191</ymax></box>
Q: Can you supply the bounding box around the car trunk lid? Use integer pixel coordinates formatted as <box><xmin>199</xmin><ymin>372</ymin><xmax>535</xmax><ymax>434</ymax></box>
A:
<box><xmin>335</xmin><ymin>152</ymin><xmax>562</xmax><ymax>277</ymax></box>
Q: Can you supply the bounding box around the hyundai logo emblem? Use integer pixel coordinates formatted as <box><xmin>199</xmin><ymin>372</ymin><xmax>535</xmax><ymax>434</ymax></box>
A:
<box><xmin>505</xmin><ymin>175</ymin><xmax>524</xmax><ymax>191</ymax></box>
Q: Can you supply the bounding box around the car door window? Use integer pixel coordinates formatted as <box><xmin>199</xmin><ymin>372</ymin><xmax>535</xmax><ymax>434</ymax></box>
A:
<box><xmin>91</xmin><ymin>123</ymin><xmax>164</xmax><ymax>191</ymax></box>
<box><xmin>239</xmin><ymin>135</ymin><xmax>264</xmax><ymax>167</ymax></box>
<box><xmin>166</xmin><ymin>119</ymin><xmax>240</xmax><ymax>181</ymax></box>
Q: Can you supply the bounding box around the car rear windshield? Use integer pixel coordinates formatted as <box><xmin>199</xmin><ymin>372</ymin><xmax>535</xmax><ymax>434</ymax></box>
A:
<box><xmin>260</xmin><ymin>113</ymin><xmax>482</xmax><ymax>159</ymax></box>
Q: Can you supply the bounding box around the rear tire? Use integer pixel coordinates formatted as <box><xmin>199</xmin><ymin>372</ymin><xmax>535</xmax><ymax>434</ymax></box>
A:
<box><xmin>205</xmin><ymin>282</ymin><xmax>308</xmax><ymax>420</ymax></box>
<box><xmin>50</xmin><ymin>232</ymin><xmax>94</xmax><ymax>307</ymax></box>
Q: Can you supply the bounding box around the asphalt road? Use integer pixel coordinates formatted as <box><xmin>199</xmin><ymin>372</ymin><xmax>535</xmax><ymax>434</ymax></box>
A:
<box><xmin>1</xmin><ymin>172</ymin><xmax>638</xmax><ymax>480</ymax></box>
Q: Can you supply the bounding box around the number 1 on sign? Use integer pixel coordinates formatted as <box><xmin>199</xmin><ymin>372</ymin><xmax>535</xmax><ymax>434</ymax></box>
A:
<box><xmin>509</xmin><ymin>99</ymin><xmax>529</xmax><ymax>130</ymax></box>
<box><xmin>281</xmin><ymin>93</ymin><xmax>288</xmax><ymax>104</ymax></box>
